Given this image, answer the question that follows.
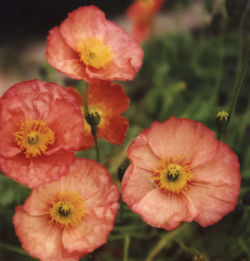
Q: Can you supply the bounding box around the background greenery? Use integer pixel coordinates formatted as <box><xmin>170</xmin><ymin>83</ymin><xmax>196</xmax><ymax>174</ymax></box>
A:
<box><xmin>1</xmin><ymin>0</ymin><xmax>250</xmax><ymax>260</ymax></box>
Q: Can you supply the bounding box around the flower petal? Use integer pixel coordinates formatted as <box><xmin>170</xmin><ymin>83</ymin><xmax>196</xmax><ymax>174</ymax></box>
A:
<box><xmin>132</xmin><ymin>188</ymin><xmax>198</xmax><ymax>230</ymax></box>
<box><xmin>0</xmin><ymin>150</ymin><xmax>75</xmax><ymax>188</ymax></box>
<box><xmin>46</xmin><ymin>26</ymin><xmax>88</xmax><ymax>80</ymax></box>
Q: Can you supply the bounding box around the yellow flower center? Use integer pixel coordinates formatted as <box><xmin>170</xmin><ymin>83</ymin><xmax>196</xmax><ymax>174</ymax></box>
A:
<box><xmin>154</xmin><ymin>160</ymin><xmax>194</xmax><ymax>194</ymax></box>
<box><xmin>14</xmin><ymin>119</ymin><xmax>55</xmax><ymax>158</ymax></box>
<box><xmin>49</xmin><ymin>191</ymin><xmax>86</xmax><ymax>228</ymax></box>
<box><xmin>77</xmin><ymin>37</ymin><xmax>113</xmax><ymax>69</ymax></box>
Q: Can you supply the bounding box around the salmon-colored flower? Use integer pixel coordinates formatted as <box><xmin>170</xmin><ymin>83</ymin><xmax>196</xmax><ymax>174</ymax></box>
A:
<box><xmin>126</xmin><ymin>0</ymin><xmax>165</xmax><ymax>43</ymax></box>
<box><xmin>0</xmin><ymin>79</ymin><xmax>84</xmax><ymax>188</ymax></box>
<box><xmin>13</xmin><ymin>158</ymin><xmax>119</xmax><ymax>261</ymax></box>
<box><xmin>122</xmin><ymin>117</ymin><xmax>241</xmax><ymax>230</ymax></box>
<box><xmin>46</xmin><ymin>5</ymin><xmax>143</xmax><ymax>82</ymax></box>
<box><xmin>67</xmin><ymin>81</ymin><xmax>129</xmax><ymax>149</ymax></box>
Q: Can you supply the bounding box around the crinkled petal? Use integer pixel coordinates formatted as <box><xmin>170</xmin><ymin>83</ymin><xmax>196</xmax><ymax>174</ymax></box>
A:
<box><xmin>89</xmin><ymin>81</ymin><xmax>129</xmax><ymax>115</ymax></box>
<box><xmin>46</xmin><ymin>26</ymin><xmax>88</xmax><ymax>80</ymax></box>
<box><xmin>127</xmin><ymin>129</ymin><xmax>160</xmax><ymax>171</ymax></box>
<box><xmin>99</xmin><ymin>116</ymin><xmax>129</xmax><ymax>144</ymax></box>
<box><xmin>132</xmin><ymin>188</ymin><xmax>198</xmax><ymax>230</ymax></box>
<box><xmin>189</xmin><ymin>180</ymin><xmax>240</xmax><ymax>227</ymax></box>
<box><xmin>0</xmin><ymin>150</ymin><xmax>75</xmax><ymax>188</ymax></box>
<box><xmin>122</xmin><ymin>165</ymin><xmax>154</xmax><ymax>206</ymax></box>
<box><xmin>147</xmin><ymin>117</ymin><xmax>218</xmax><ymax>166</ymax></box>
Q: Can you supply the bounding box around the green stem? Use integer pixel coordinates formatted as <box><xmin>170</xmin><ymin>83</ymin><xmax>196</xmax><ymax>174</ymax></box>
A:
<box><xmin>145</xmin><ymin>223</ymin><xmax>189</xmax><ymax>261</ymax></box>
<box><xmin>0</xmin><ymin>242</ymin><xmax>31</xmax><ymax>257</ymax></box>
<box><xmin>83</xmin><ymin>83</ymin><xmax>89</xmax><ymax>115</ymax></box>
<box><xmin>228</xmin><ymin>11</ymin><xmax>249</xmax><ymax>120</ymax></box>
<box><xmin>123</xmin><ymin>234</ymin><xmax>130</xmax><ymax>261</ymax></box>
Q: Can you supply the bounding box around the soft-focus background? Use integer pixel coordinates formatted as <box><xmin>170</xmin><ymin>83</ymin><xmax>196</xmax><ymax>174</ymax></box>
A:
<box><xmin>1</xmin><ymin>0</ymin><xmax>250</xmax><ymax>260</ymax></box>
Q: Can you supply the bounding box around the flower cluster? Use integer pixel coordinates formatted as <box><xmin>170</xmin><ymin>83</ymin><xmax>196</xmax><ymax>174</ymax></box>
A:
<box><xmin>0</xmin><ymin>3</ymin><xmax>242</xmax><ymax>261</ymax></box>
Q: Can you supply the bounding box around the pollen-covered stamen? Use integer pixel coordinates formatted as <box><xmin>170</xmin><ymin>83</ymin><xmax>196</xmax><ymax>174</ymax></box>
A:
<box><xmin>77</xmin><ymin>37</ymin><xmax>113</xmax><ymax>69</ymax></box>
<box><xmin>14</xmin><ymin>119</ymin><xmax>55</xmax><ymax>158</ymax></box>
<box><xmin>48</xmin><ymin>191</ymin><xmax>85</xmax><ymax>228</ymax></box>
<box><xmin>154</xmin><ymin>161</ymin><xmax>194</xmax><ymax>194</ymax></box>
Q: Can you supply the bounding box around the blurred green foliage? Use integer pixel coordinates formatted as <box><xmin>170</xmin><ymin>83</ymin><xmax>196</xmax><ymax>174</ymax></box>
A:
<box><xmin>1</xmin><ymin>1</ymin><xmax>250</xmax><ymax>261</ymax></box>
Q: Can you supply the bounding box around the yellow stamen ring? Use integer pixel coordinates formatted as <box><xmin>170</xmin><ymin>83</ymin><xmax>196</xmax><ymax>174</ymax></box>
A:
<box><xmin>77</xmin><ymin>37</ymin><xmax>113</xmax><ymax>69</ymax></box>
<box><xmin>14</xmin><ymin>119</ymin><xmax>55</xmax><ymax>158</ymax></box>
<box><xmin>154</xmin><ymin>161</ymin><xmax>194</xmax><ymax>194</ymax></box>
<box><xmin>48</xmin><ymin>191</ymin><xmax>85</xmax><ymax>228</ymax></box>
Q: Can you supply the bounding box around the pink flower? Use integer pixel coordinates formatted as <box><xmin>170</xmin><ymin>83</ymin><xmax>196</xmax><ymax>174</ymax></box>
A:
<box><xmin>0</xmin><ymin>79</ymin><xmax>84</xmax><ymax>188</ymax></box>
<box><xmin>122</xmin><ymin>117</ymin><xmax>241</xmax><ymax>230</ymax></box>
<box><xmin>13</xmin><ymin>158</ymin><xmax>120</xmax><ymax>261</ymax></box>
<box><xmin>46</xmin><ymin>5</ymin><xmax>143</xmax><ymax>82</ymax></box>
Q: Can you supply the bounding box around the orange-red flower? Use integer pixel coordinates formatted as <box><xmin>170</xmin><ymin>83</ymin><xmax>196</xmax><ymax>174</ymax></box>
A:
<box><xmin>126</xmin><ymin>0</ymin><xmax>165</xmax><ymax>43</ymax></box>
<box><xmin>13</xmin><ymin>158</ymin><xmax>120</xmax><ymax>261</ymax></box>
<box><xmin>0</xmin><ymin>80</ymin><xmax>84</xmax><ymax>188</ymax></box>
<box><xmin>122</xmin><ymin>117</ymin><xmax>241</xmax><ymax>230</ymax></box>
<box><xmin>67</xmin><ymin>81</ymin><xmax>129</xmax><ymax>149</ymax></box>
<box><xmin>46</xmin><ymin>5</ymin><xmax>143</xmax><ymax>82</ymax></box>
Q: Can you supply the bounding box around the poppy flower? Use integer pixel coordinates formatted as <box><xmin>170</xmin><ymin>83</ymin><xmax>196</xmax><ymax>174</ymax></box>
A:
<box><xmin>67</xmin><ymin>81</ymin><xmax>129</xmax><ymax>149</ymax></box>
<box><xmin>13</xmin><ymin>158</ymin><xmax>120</xmax><ymax>261</ymax></box>
<box><xmin>0</xmin><ymin>79</ymin><xmax>84</xmax><ymax>188</ymax></box>
<box><xmin>46</xmin><ymin>5</ymin><xmax>143</xmax><ymax>82</ymax></box>
<box><xmin>126</xmin><ymin>0</ymin><xmax>165</xmax><ymax>43</ymax></box>
<box><xmin>122</xmin><ymin>117</ymin><xmax>241</xmax><ymax>230</ymax></box>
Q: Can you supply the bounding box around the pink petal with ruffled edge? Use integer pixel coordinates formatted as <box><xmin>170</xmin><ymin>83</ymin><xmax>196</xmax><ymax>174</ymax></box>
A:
<box><xmin>147</xmin><ymin>117</ymin><xmax>219</xmax><ymax>167</ymax></box>
<box><xmin>132</xmin><ymin>189</ymin><xmax>197</xmax><ymax>230</ymax></box>
<box><xmin>0</xmin><ymin>150</ymin><xmax>75</xmax><ymax>188</ymax></box>
<box><xmin>13</xmin><ymin>207</ymin><xmax>81</xmax><ymax>261</ymax></box>
<box><xmin>46</xmin><ymin>27</ymin><xmax>88</xmax><ymax>80</ymax></box>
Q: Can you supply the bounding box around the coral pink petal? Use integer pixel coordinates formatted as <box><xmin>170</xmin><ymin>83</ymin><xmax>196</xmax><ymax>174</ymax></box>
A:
<box><xmin>0</xmin><ymin>150</ymin><xmax>75</xmax><ymax>188</ymax></box>
<box><xmin>122</xmin><ymin>165</ymin><xmax>154</xmax><ymax>206</ymax></box>
<box><xmin>63</xmin><ymin>213</ymin><xmax>115</xmax><ymax>254</ymax></box>
<box><xmin>46</xmin><ymin>99</ymin><xmax>83</xmax><ymax>151</ymax></box>
<box><xmin>60</xmin><ymin>6</ymin><xmax>106</xmax><ymax>51</ymax></box>
<box><xmin>132</xmin><ymin>21</ymin><xmax>150</xmax><ymax>43</ymax></box>
<box><xmin>188</xmin><ymin>180</ymin><xmax>240</xmax><ymax>227</ymax></box>
<box><xmin>46</xmin><ymin>26</ymin><xmax>88</xmax><ymax>80</ymax></box>
<box><xmin>56</xmin><ymin>159</ymin><xmax>120</xmax><ymax>207</ymax></box>
<box><xmin>89</xmin><ymin>81</ymin><xmax>129</xmax><ymax>115</ymax></box>
<box><xmin>192</xmin><ymin>142</ymin><xmax>240</xmax><ymax>186</ymax></box>
<box><xmin>13</xmin><ymin>207</ymin><xmax>64</xmax><ymax>261</ymax></box>
<box><xmin>132</xmin><ymin>188</ymin><xmax>198</xmax><ymax>230</ymax></box>
<box><xmin>147</xmin><ymin>117</ymin><xmax>218</xmax><ymax>166</ymax></box>
<box><xmin>127</xmin><ymin>130</ymin><xmax>160</xmax><ymax>171</ymax></box>
<box><xmin>99</xmin><ymin>116</ymin><xmax>129</xmax><ymax>144</ymax></box>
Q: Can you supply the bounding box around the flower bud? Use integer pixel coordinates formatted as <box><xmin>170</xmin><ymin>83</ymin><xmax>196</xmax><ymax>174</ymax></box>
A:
<box><xmin>85</xmin><ymin>111</ymin><xmax>100</xmax><ymax>135</ymax></box>
<box><xmin>216</xmin><ymin>110</ymin><xmax>229</xmax><ymax>129</ymax></box>
<box><xmin>117</xmin><ymin>158</ymin><xmax>130</xmax><ymax>182</ymax></box>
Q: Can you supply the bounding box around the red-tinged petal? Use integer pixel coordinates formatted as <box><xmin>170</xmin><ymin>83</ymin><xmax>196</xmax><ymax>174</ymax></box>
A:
<box><xmin>122</xmin><ymin>165</ymin><xmax>154</xmax><ymax>206</ymax></box>
<box><xmin>132</xmin><ymin>21</ymin><xmax>151</xmax><ymax>43</ymax></box>
<box><xmin>88</xmin><ymin>81</ymin><xmax>129</xmax><ymax>115</ymax></box>
<box><xmin>0</xmin><ymin>150</ymin><xmax>75</xmax><ymax>188</ymax></box>
<box><xmin>127</xmin><ymin>130</ymin><xmax>160</xmax><ymax>171</ymax></box>
<box><xmin>189</xmin><ymin>180</ymin><xmax>240</xmax><ymax>227</ymax></box>
<box><xmin>99</xmin><ymin>116</ymin><xmax>129</xmax><ymax>144</ymax></box>
<box><xmin>66</xmin><ymin>86</ymin><xmax>84</xmax><ymax>107</ymax></box>
<box><xmin>132</xmin><ymin>188</ymin><xmax>197</xmax><ymax>230</ymax></box>
<box><xmin>46</xmin><ymin>26</ymin><xmax>88</xmax><ymax>80</ymax></box>
<box><xmin>60</xmin><ymin>6</ymin><xmax>107</xmax><ymax>51</ymax></box>
<box><xmin>46</xmin><ymin>99</ymin><xmax>83</xmax><ymax>151</ymax></box>
<box><xmin>147</xmin><ymin>117</ymin><xmax>218</xmax><ymax>166</ymax></box>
